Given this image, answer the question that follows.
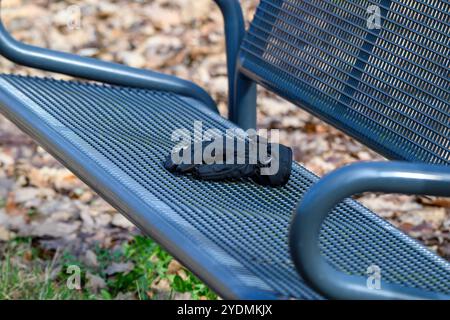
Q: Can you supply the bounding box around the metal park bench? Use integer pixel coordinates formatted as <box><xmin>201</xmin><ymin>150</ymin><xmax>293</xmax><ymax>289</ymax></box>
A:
<box><xmin>0</xmin><ymin>0</ymin><xmax>448</xmax><ymax>299</ymax></box>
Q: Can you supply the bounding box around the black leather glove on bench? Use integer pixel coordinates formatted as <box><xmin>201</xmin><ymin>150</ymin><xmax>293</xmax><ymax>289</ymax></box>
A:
<box><xmin>164</xmin><ymin>135</ymin><xmax>293</xmax><ymax>187</ymax></box>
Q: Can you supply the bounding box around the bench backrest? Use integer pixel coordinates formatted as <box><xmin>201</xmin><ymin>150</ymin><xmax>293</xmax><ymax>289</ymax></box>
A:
<box><xmin>239</xmin><ymin>0</ymin><xmax>449</xmax><ymax>164</ymax></box>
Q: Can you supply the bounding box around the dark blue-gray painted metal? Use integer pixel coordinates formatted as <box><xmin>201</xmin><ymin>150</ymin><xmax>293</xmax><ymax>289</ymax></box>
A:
<box><xmin>0</xmin><ymin>8</ymin><xmax>217</xmax><ymax>111</ymax></box>
<box><xmin>290</xmin><ymin>161</ymin><xmax>450</xmax><ymax>300</ymax></box>
<box><xmin>239</xmin><ymin>0</ymin><xmax>449</xmax><ymax>164</ymax></box>
<box><xmin>232</xmin><ymin>71</ymin><xmax>257</xmax><ymax>130</ymax></box>
<box><xmin>213</xmin><ymin>0</ymin><xmax>257</xmax><ymax>130</ymax></box>
<box><xmin>1</xmin><ymin>75</ymin><xmax>449</xmax><ymax>299</ymax></box>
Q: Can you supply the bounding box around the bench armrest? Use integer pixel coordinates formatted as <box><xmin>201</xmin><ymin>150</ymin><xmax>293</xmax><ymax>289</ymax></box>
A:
<box><xmin>0</xmin><ymin>3</ymin><xmax>224</xmax><ymax>110</ymax></box>
<box><xmin>289</xmin><ymin>161</ymin><xmax>450</xmax><ymax>300</ymax></box>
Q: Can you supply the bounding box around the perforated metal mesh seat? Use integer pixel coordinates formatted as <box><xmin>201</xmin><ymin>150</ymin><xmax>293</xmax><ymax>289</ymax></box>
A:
<box><xmin>240</xmin><ymin>0</ymin><xmax>449</xmax><ymax>164</ymax></box>
<box><xmin>0</xmin><ymin>74</ymin><xmax>448</xmax><ymax>299</ymax></box>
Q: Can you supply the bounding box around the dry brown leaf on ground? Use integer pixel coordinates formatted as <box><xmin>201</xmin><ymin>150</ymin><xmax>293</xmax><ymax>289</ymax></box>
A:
<box><xmin>104</xmin><ymin>262</ymin><xmax>135</xmax><ymax>276</ymax></box>
<box><xmin>86</xmin><ymin>272</ymin><xmax>107</xmax><ymax>293</ymax></box>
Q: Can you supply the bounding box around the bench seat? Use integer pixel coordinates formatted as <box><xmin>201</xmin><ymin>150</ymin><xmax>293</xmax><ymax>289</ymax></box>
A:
<box><xmin>0</xmin><ymin>74</ymin><xmax>448</xmax><ymax>299</ymax></box>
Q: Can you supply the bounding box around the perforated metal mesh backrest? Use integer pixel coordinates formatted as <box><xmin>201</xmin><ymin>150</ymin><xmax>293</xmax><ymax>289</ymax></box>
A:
<box><xmin>240</xmin><ymin>0</ymin><xmax>449</xmax><ymax>164</ymax></box>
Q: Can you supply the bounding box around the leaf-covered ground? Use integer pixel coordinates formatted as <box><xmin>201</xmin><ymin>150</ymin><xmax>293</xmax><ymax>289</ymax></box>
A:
<box><xmin>0</xmin><ymin>0</ymin><xmax>449</xmax><ymax>299</ymax></box>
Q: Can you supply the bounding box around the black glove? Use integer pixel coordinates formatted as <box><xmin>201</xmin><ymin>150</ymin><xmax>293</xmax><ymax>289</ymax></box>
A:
<box><xmin>164</xmin><ymin>135</ymin><xmax>292</xmax><ymax>187</ymax></box>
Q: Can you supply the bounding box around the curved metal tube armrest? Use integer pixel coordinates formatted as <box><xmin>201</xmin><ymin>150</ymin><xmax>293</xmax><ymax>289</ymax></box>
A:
<box><xmin>289</xmin><ymin>161</ymin><xmax>450</xmax><ymax>300</ymax></box>
<box><xmin>0</xmin><ymin>7</ymin><xmax>216</xmax><ymax>111</ymax></box>
<box><xmin>213</xmin><ymin>0</ymin><xmax>257</xmax><ymax>130</ymax></box>
<box><xmin>213</xmin><ymin>0</ymin><xmax>245</xmax><ymax>84</ymax></box>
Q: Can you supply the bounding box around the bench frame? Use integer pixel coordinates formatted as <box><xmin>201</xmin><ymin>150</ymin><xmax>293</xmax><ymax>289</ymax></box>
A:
<box><xmin>0</xmin><ymin>1</ymin><xmax>448</xmax><ymax>300</ymax></box>
<box><xmin>291</xmin><ymin>161</ymin><xmax>450</xmax><ymax>300</ymax></box>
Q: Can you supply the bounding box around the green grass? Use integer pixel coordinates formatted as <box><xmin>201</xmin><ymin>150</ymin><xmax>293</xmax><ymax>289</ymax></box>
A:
<box><xmin>0</xmin><ymin>238</ymin><xmax>91</xmax><ymax>299</ymax></box>
<box><xmin>0</xmin><ymin>236</ymin><xmax>217</xmax><ymax>300</ymax></box>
